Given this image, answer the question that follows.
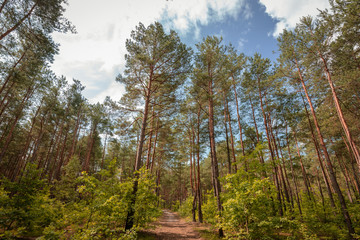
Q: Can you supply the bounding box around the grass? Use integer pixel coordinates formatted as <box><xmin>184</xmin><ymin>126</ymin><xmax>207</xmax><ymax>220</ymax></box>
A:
<box><xmin>197</xmin><ymin>229</ymin><xmax>222</xmax><ymax>240</ymax></box>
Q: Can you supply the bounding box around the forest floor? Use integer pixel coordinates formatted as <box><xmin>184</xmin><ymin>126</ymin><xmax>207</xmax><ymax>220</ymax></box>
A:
<box><xmin>138</xmin><ymin>210</ymin><xmax>215</xmax><ymax>240</ymax></box>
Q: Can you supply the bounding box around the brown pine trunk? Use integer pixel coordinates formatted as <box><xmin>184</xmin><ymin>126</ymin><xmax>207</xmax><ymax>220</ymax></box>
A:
<box><xmin>318</xmin><ymin>52</ymin><xmax>360</xmax><ymax>174</ymax></box>
<box><xmin>271</xmin><ymin>128</ymin><xmax>291</xmax><ymax>207</ymax></box>
<box><xmin>0</xmin><ymin>0</ymin><xmax>8</xmax><ymax>14</ymax></box>
<box><xmin>225</xmin><ymin>98</ymin><xmax>237</xmax><ymax>172</ymax></box>
<box><xmin>223</xmin><ymin>97</ymin><xmax>232</xmax><ymax>174</ymax></box>
<box><xmin>316</xmin><ymin>169</ymin><xmax>326</xmax><ymax>208</ymax></box>
<box><xmin>195</xmin><ymin>106</ymin><xmax>203</xmax><ymax>223</ymax></box>
<box><xmin>145</xmin><ymin>109</ymin><xmax>155</xmax><ymax>169</ymax></box>
<box><xmin>0</xmin><ymin>49</ymin><xmax>27</xmax><ymax>99</ymax></box>
<box><xmin>208</xmin><ymin>73</ymin><xmax>224</xmax><ymax>237</ymax></box>
<box><xmin>277</xmin><ymin>138</ymin><xmax>294</xmax><ymax>208</ymax></box>
<box><xmin>231</xmin><ymin>76</ymin><xmax>246</xmax><ymax>166</ymax></box>
<box><xmin>336</xmin><ymin>154</ymin><xmax>354</xmax><ymax>203</ymax></box>
<box><xmin>0</xmin><ymin>86</ymin><xmax>33</xmax><ymax>162</ymax></box>
<box><xmin>285</xmin><ymin>125</ymin><xmax>302</xmax><ymax>215</ymax></box>
<box><xmin>293</xmin><ymin>131</ymin><xmax>313</xmax><ymax>199</ymax></box>
<box><xmin>0</xmin><ymin>2</ymin><xmax>37</xmax><ymax>40</ymax></box>
<box><xmin>48</xmin><ymin>118</ymin><xmax>67</xmax><ymax>180</ymax></box>
<box><xmin>343</xmin><ymin>136</ymin><xmax>360</xmax><ymax>197</ymax></box>
<box><xmin>83</xmin><ymin>123</ymin><xmax>97</xmax><ymax>172</ymax></box>
<box><xmin>294</xmin><ymin>54</ymin><xmax>355</xmax><ymax>236</ymax></box>
<box><xmin>301</xmin><ymin>92</ymin><xmax>336</xmax><ymax>208</ymax></box>
<box><xmin>100</xmin><ymin>132</ymin><xmax>108</xmax><ymax>170</ymax></box>
<box><xmin>257</xmin><ymin>78</ymin><xmax>283</xmax><ymax>216</ymax></box>
<box><xmin>66</xmin><ymin>107</ymin><xmax>82</xmax><ymax>165</ymax></box>
<box><xmin>150</xmin><ymin>120</ymin><xmax>159</xmax><ymax>174</ymax></box>
<box><xmin>188</xmin><ymin>128</ymin><xmax>194</xmax><ymax>192</ymax></box>
<box><xmin>54</xmin><ymin>130</ymin><xmax>69</xmax><ymax>180</ymax></box>
<box><xmin>12</xmin><ymin>99</ymin><xmax>43</xmax><ymax>180</ymax></box>
<box><xmin>125</xmin><ymin>69</ymin><xmax>153</xmax><ymax>230</ymax></box>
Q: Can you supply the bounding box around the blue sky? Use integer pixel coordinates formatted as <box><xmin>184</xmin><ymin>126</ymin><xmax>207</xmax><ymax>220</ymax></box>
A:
<box><xmin>51</xmin><ymin>0</ymin><xmax>330</xmax><ymax>103</ymax></box>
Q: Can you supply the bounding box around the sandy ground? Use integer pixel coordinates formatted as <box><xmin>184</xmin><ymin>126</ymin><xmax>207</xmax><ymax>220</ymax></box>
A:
<box><xmin>141</xmin><ymin>210</ymin><xmax>205</xmax><ymax>240</ymax></box>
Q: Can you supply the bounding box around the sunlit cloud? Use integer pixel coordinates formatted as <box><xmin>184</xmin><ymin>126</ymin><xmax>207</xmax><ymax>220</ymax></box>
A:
<box><xmin>259</xmin><ymin>0</ymin><xmax>330</xmax><ymax>36</ymax></box>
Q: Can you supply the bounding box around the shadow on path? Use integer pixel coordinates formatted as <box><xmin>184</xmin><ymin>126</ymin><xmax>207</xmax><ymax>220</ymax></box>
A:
<box><xmin>139</xmin><ymin>210</ymin><xmax>204</xmax><ymax>240</ymax></box>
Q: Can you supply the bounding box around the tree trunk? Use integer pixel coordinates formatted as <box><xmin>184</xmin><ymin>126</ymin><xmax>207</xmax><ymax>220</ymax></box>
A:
<box><xmin>223</xmin><ymin>97</ymin><xmax>232</xmax><ymax>174</ymax></box>
<box><xmin>285</xmin><ymin>125</ymin><xmax>302</xmax><ymax>215</ymax></box>
<box><xmin>208</xmin><ymin>74</ymin><xmax>224</xmax><ymax>237</ymax></box>
<box><xmin>257</xmin><ymin>78</ymin><xmax>283</xmax><ymax>216</ymax></box>
<box><xmin>293</xmin><ymin>130</ymin><xmax>313</xmax><ymax>200</ymax></box>
<box><xmin>225</xmin><ymin>98</ymin><xmax>237</xmax><ymax>172</ymax></box>
<box><xmin>301</xmin><ymin>92</ymin><xmax>336</xmax><ymax>207</ymax></box>
<box><xmin>231</xmin><ymin>75</ymin><xmax>246</xmax><ymax>167</ymax></box>
<box><xmin>0</xmin><ymin>2</ymin><xmax>37</xmax><ymax>40</ymax></box>
<box><xmin>195</xmin><ymin>106</ymin><xmax>203</xmax><ymax>223</ymax></box>
<box><xmin>150</xmin><ymin>120</ymin><xmax>159</xmax><ymax>174</ymax></box>
<box><xmin>0</xmin><ymin>86</ymin><xmax>33</xmax><ymax>162</ymax></box>
<box><xmin>125</xmin><ymin>70</ymin><xmax>153</xmax><ymax>230</ymax></box>
<box><xmin>294</xmin><ymin>54</ymin><xmax>355</xmax><ymax>237</ymax></box>
<box><xmin>318</xmin><ymin>50</ymin><xmax>360</xmax><ymax>174</ymax></box>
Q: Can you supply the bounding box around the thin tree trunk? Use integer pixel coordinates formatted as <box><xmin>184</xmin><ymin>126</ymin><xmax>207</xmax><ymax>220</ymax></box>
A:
<box><xmin>294</xmin><ymin>54</ymin><xmax>355</xmax><ymax>236</ymax></box>
<box><xmin>83</xmin><ymin>123</ymin><xmax>97</xmax><ymax>172</ymax></box>
<box><xmin>0</xmin><ymin>86</ymin><xmax>33</xmax><ymax>162</ymax></box>
<box><xmin>285</xmin><ymin>125</ymin><xmax>302</xmax><ymax>215</ymax></box>
<box><xmin>223</xmin><ymin>97</ymin><xmax>232</xmax><ymax>174</ymax></box>
<box><xmin>150</xmin><ymin>119</ymin><xmax>159</xmax><ymax>174</ymax></box>
<box><xmin>101</xmin><ymin>132</ymin><xmax>108</xmax><ymax>170</ymax></box>
<box><xmin>231</xmin><ymin>76</ymin><xmax>246</xmax><ymax>167</ymax></box>
<box><xmin>293</xmin><ymin>130</ymin><xmax>313</xmax><ymax>200</ymax></box>
<box><xmin>318</xmin><ymin>50</ymin><xmax>360</xmax><ymax>174</ymax></box>
<box><xmin>145</xmin><ymin>109</ymin><xmax>154</xmax><ymax>169</ymax></box>
<box><xmin>301</xmin><ymin>92</ymin><xmax>336</xmax><ymax>208</ymax></box>
<box><xmin>0</xmin><ymin>0</ymin><xmax>9</xmax><ymax>14</ymax></box>
<box><xmin>195</xmin><ymin>106</ymin><xmax>203</xmax><ymax>223</ymax></box>
<box><xmin>208</xmin><ymin>73</ymin><xmax>224</xmax><ymax>237</ymax></box>
<box><xmin>0</xmin><ymin>49</ymin><xmax>27</xmax><ymax>99</ymax></box>
<box><xmin>257</xmin><ymin>78</ymin><xmax>283</xmax><ymax>216</ymax></box>
<box><xmin>188</xmin><ymin>128</ymin><xmax>194</xmax><ymax>192</ymax></box>
<box><xmin>225</xmin><ymin>98</ymin><xmax>237</xmax><ymax>172</ymax></box>
<box><xmin>66</xmin><ymin>107</ymin><xmax>82</xmax><ymax>165</ymax></box>
<box><xmin>125</xmin><ymin>69</ymin><xmax>153</xmax><ymax>230</ymax></box>
<box><xmin>0</xmin><ymin>2</ymin><xmax>37</xmax><ymax>40</ymax></box>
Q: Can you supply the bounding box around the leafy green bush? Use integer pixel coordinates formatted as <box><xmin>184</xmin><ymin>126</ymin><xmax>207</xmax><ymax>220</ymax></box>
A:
<box><xmin>0</xmin><ymin>164</ymin><xmax>64</xmax><ymax>238</ymax></box>
<box><xmin>202</xmin><ymin>190</ymin><xmax>218</xmax><ymax>226</ymax></box>
<box><xmin>178</xmin><ymin>197</ymin><xmax>193</xmax><ymax>218</ymax></box>
<box><xmin>0</xmin><ymin>159</ymin><xmax>160</xmax><ymax>239</ymax></box>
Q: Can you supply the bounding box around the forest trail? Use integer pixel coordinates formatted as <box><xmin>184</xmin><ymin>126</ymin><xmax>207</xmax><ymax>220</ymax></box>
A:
<box><xmin>140</xmin><ymin>210</ymin><xmax>206</xmax><ymax>240</ymax></box>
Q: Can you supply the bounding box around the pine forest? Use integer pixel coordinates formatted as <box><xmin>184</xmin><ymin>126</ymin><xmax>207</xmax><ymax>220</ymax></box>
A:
<box><xmin>0</xmin><ymin>0</ymin><xmax>360</xmax><ymax>239</ymax></box>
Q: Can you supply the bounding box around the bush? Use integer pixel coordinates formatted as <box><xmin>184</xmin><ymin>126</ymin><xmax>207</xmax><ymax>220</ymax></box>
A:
<box><xmin>0</xmin><ymin>164</ymin><xmax>64</xmax><ymax>238</ymax></box>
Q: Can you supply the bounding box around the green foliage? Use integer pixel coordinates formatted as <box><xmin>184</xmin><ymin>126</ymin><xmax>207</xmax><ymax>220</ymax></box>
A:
<box><xmin>299</xmin><ymin>193</ymin><xmax>349</xmax><ymax>239</ymax></box>
<box><xmin>221</xmin><ymin>171</ymin><xmax>277</xmax><ymax>239</ymax></box>
<box><xmin>0</xmin><ymin>160</ymin><xmax>160</xmax><ymax>239</ymax></box>
<box><xmin>134</xmin><ymin>168</ymin><xmax>162</xmax><ymax>226</ymax></box>
<box><xmin>64</xmin><ymin>164</ymin><xmax>160</xmax><ymax>238</ymax></box>
<box><xmin>54</xmin><ymin>156</ymin><xmax>82</xmax><ymax>202</ymax></box>
<box><xmin>0</xmin><ymin>164</ymin><xmax>63</xmax><ymax>238</ymax></box>
<box><xmin>178</xmin><ymin>197</ymin><xmax>193</xmax><ymax>218</ymax></box>
<box><xmin>202</xmin><ymin>191</ymin><xmax>218</xmax><ymax>226</ymax></box>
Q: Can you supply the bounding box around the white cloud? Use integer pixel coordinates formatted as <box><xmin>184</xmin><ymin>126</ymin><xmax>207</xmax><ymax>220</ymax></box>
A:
<box><xmin>51</xmin><ymin>0</ymin><xmax>249</xmax><ymax>103</ymax></box>
<box><xmin>238</xmin><ymin>38</ymin><xmax>247</xmax><ymax>50</ymax></box>
<box><xmin>259</xmin><ymin>0</ymin><xmax>330</xmax><ymax>37</ymax></box>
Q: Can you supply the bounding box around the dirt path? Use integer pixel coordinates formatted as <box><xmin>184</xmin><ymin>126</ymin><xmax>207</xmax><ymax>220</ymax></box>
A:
<box><xmin>140</xmin><ymin>210</ymin><xmax>205</xmax><ymax>240</ymax></box>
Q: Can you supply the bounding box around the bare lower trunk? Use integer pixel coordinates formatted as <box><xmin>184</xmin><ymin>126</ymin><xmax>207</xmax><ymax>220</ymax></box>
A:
<box><xmin>294</xmin><ymin>54</ymin><xmax>355</xmax><ymax>237</ymax></box>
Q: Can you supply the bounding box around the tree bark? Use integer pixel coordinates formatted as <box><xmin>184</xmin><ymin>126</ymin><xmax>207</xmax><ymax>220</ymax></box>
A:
<box><xmin>0</xmin><ymin>2</ymin><xmax>37</xmax><ymax>41</ymax></box>
<box><xmin>294</xmin><ymin>54</ymin><xmax>355</xmax><ymax>237</ymax></box>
